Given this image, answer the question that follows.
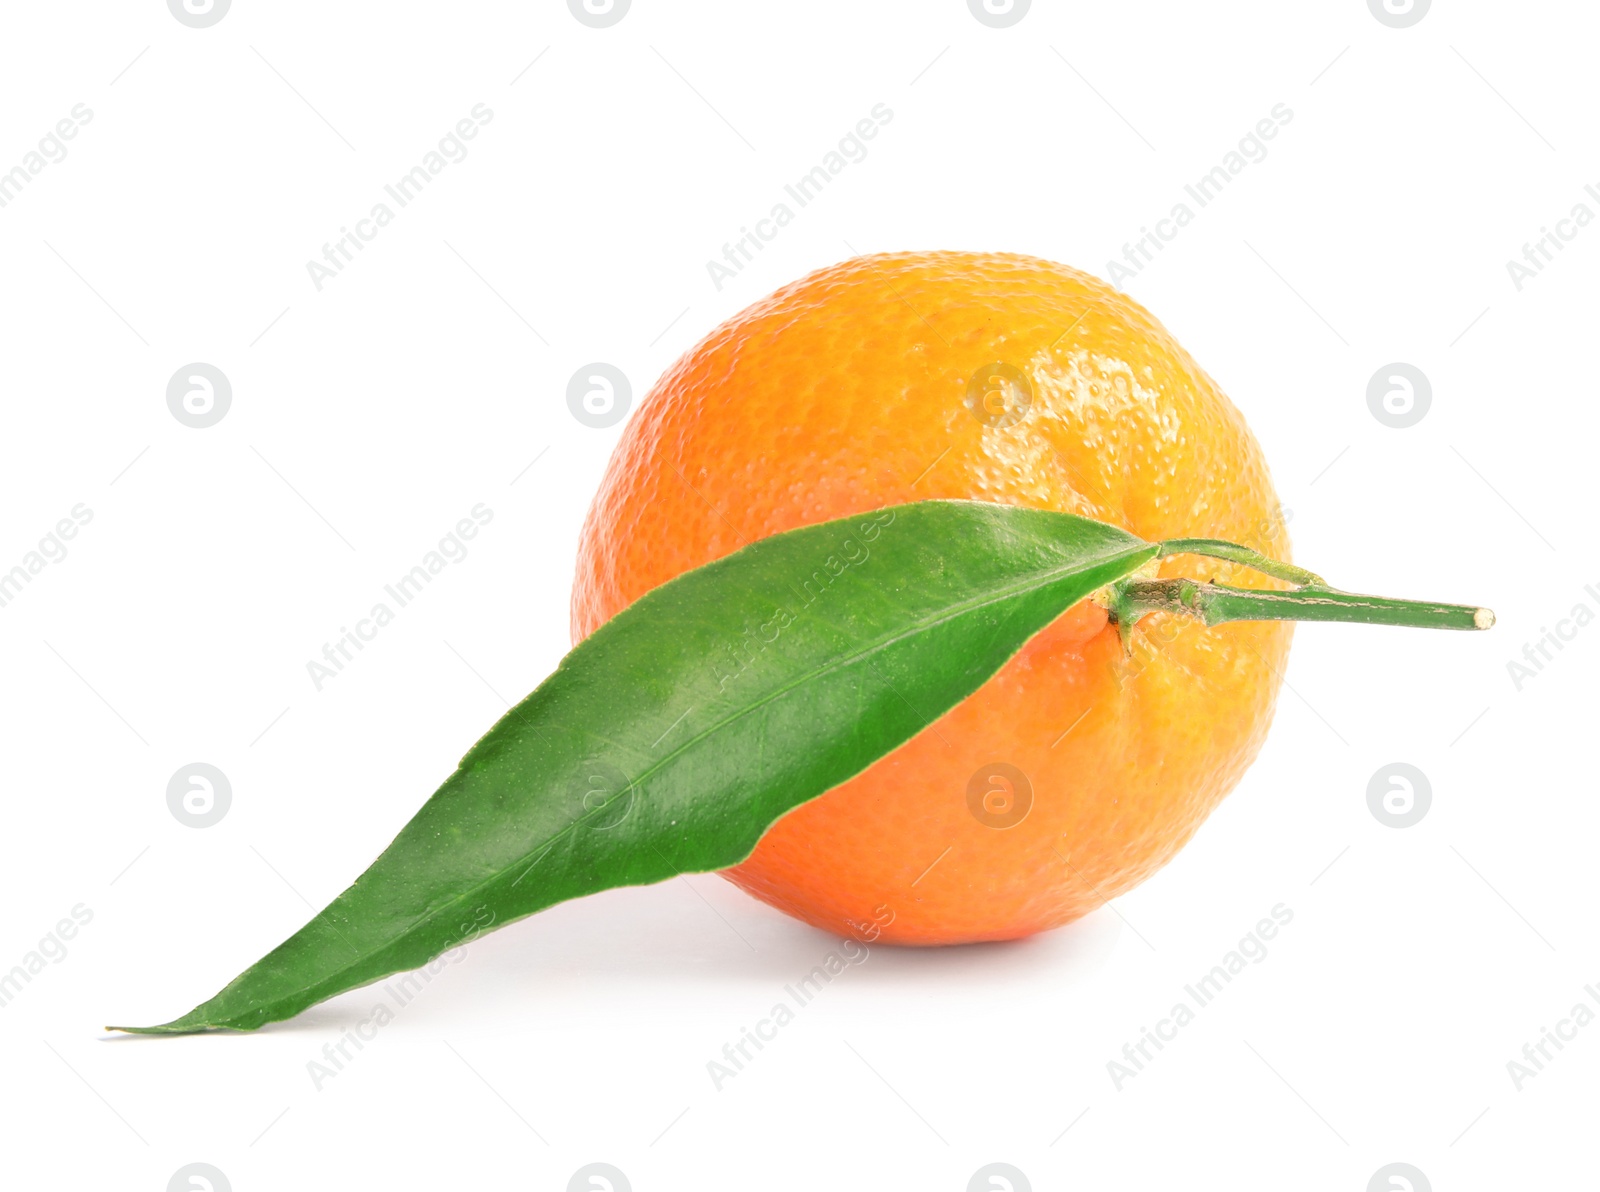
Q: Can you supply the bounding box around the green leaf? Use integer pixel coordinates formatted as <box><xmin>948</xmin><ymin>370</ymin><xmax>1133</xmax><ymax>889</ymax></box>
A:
<box><xmin>112</xmin><ymin>500</ymin><xmax>1158</xmax><ymax>1033</ymax></box>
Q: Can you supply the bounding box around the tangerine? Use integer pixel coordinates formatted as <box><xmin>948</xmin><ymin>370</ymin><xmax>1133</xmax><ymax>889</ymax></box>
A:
<box><xmin>572</xmin><ymin>251</ymin><xmax>1292</xmax><ymax>944</ymax></box>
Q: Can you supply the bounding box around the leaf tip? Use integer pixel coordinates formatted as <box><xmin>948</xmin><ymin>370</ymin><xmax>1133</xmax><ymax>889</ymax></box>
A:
<box><xmin>104</xmin><ymin>1018</ymin><xmax>220</xmax><ymax>1037</ymax></box>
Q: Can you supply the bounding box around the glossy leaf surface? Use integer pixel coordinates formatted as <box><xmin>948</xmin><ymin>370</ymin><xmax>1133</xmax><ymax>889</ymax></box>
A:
<box><xmin>116</xmin><ymin>500</ymin><xmax>1157</xmax><ymax>1033</ymax></box>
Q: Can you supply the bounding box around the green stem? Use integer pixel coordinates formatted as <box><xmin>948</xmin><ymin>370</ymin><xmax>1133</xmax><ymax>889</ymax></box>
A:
<box><xmin>1157</xmin><ymin>537</ymin><xmax>1327</xmax><ymax>588</ymax></box>
<box><xmin>1104</xmin><ymin>535</ymin><xmax>1494</xmax><ymax>650</ymax></box>
<box><xmin>1108</xmin><ymin>577</ymin><xmax>1495</xmax><ymax>641</ymax></box>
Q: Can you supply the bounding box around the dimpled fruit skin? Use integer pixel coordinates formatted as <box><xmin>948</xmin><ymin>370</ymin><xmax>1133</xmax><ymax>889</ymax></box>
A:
<box><xmin>571</xmin><ymin>251</ymin><xmax>1292</xmax><ymax>945</ymax></box>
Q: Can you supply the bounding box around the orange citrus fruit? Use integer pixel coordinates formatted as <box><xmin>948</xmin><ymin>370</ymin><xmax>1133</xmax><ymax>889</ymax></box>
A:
<box><xmin>571</xmin><ymin>251</ymin><xmax>1292</xmax><ymax>945</ymax></box>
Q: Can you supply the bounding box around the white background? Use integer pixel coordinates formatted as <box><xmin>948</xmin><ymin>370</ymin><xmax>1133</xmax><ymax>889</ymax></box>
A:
<box><xmin>0</xmin><ymin>1</ymin><xmax>1594</xmax><ymax>1189</ymax></box>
